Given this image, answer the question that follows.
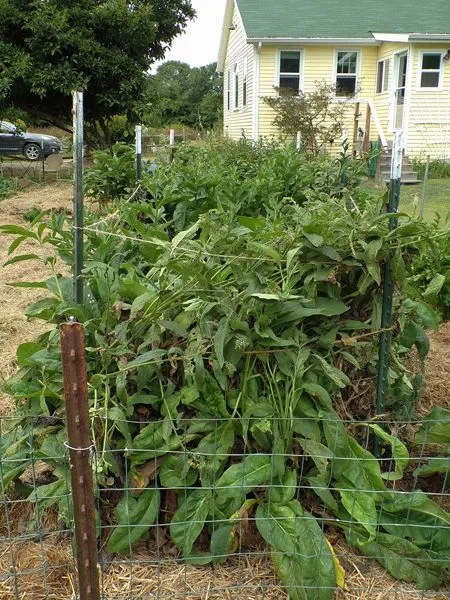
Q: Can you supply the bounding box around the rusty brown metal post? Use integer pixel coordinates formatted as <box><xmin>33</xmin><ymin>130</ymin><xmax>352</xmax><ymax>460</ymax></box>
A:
<box><xmin>60</xmin><ymin>321</ymin><xmax>100</xmax><ymax>600</ymax></box>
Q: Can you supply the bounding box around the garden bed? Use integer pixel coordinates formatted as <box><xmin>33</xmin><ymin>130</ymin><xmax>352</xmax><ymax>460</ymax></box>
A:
<box><xmin>1</xmin><ymin>145</ymin><xmax>449</xmax><ymax>599</ymax></box>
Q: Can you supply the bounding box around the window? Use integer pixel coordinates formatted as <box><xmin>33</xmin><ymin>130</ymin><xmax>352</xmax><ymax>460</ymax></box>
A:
<box><xmin>234</xmin><ymin>63</ymin><xmax>239</xmax><ymax>108</ymax></box>
<box><xmin>243</xmin><ymin>57</ymin><xmax>248</xmax><ymax>107</ymax></box>
<box><xmin>279</xmin><ymin>50</ymin><xmax>301</xmax><ymax>95</ymax></box>
<box><xmin>227</xmin><ymin>70</ymin><xmax>231</xmax><ymax>111</ymax></box>
<box><xmin>376</xmin><ymin>59</ymin><xmax>390</xmax><ymax>94</ymax></box>
<box><xmin>419</xmin><ymin>53</ymin><xmax>442</xmax><ymax>88</ymax></box>
<box><xmin>335</xmin><ymin>51</ymin><xmax>358</xmax><ymax>97</ymax></box>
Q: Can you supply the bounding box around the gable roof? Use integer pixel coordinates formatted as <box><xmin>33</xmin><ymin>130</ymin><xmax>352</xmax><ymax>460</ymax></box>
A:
<box><xmin>235</xmin><ymin>0</ymin><xmax>450</xmax><ymax>40</ymax></box>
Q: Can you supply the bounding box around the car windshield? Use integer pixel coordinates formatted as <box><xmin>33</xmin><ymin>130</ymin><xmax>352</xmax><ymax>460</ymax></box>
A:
<box><xmin>0</xmin><ymin>121</ymin><xmax>20</xmax><ymax>133</ymax></box>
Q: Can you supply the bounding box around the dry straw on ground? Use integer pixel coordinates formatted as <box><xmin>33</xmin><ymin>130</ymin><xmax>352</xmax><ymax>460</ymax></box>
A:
<box><xmin>0</xmin><ymin>182</ymin><xmax>72</xmax><ymax>415</ymax></box>
<box><xmin>0</xmin><ymin>184</ymin><xmax>449</xmax><ymax>599</ymax></box>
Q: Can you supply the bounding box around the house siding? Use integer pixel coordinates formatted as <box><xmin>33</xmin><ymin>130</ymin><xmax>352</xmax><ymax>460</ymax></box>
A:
<box><xmin>407</xmin><ymin>43</ymin><xmax>450</xmax><ymax>158</ymax></box>
<box><xmin>372</xmin><ymin>42</ymin><xmax>409</xmax><ymax>141</ymax></box>
<box><xmin>257</xmin><ymin>45</ymin><xmax>378</xmax><ymax>152</ymax></box>
<box><xmin>223</xmin><ymin>2</ymin><xmax>254</xmax><ymax>140</ymax></box>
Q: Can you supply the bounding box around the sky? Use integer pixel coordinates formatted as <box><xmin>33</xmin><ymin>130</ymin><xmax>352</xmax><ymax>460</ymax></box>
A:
<box><xmin>154</xmin><ymin>0</ymin><xmax>228</xmax><ymax>70</ymax></box>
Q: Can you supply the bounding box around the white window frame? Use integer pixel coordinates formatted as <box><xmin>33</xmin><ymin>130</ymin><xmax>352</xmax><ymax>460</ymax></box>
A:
<box><xmin>227</xmin><ymin>69</ymin><xmax>231</xmax><ymax>111</ymax></box>
<box><xmin>243</xmin><ymin>56</ymin><xmax>248</xmax><ymax>108</ymax></box>
<box><xmin>417</xmin><ymin>50</ymin><xmax>444</xmax><ymax>91</ymax></box>
<box><xmin>376</xmin><ymin>58</ymin><xmax>390</xmax><ymax>94</ymax></box>
<box><xmin>333</xmin><ymin>49</ymin><xmax>361</xmax><ymax>99</ymax></box>
<box><xmin>276</xmin><ymin>48</ymin><xmax>304</xmax><ymax>95</ymax></box>
<box><xmin>234</xmin><ymin>62</ymin><xmax>239</xmax><ymax>110</ymax></box>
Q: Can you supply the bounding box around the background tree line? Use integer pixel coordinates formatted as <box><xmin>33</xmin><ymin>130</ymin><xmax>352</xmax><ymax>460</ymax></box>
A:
<box><xmin>0</xmin><ymin>0</ymin><xmax>222</xmax><ymax>146</ymax></box>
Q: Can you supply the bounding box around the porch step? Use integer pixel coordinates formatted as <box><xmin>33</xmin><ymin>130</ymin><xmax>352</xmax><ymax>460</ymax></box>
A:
<box><xmin>381</xmin><ymin>177</ymin><xmax>421</xmax><ymax>185</ymax></box>
<box><xmin>380</xmin><ymin>169</ymin><xmax>420</xmax><ymax>181</ymax></box>
<box><xmin>376</xmin><ymin>145</ymin><xmax>420</xmax><ymax>184</ymax></box>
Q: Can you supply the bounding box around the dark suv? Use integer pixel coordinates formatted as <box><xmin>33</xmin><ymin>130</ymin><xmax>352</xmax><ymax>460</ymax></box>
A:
<box><xmin>0</xmin><ymin>121</ymin><xmax>63</xmax><ymax>161</ymax></box>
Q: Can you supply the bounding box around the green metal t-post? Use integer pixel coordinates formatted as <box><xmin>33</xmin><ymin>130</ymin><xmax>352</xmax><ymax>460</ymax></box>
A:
<box><xmin>375</xmin><ymin>131</ymin><xmax>403</xmax><ymax>433</ymax></box>
<box><xmin>72</xmin><ymin>91</ymin><xmax>84</xmax><ymax>305</ymax></box>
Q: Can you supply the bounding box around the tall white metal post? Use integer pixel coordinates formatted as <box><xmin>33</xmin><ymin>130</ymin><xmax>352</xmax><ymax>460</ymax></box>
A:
<box><xmin>72</xmin><ymin>91</ymin><xmax>84</xmax><ymax>305</ymax></box>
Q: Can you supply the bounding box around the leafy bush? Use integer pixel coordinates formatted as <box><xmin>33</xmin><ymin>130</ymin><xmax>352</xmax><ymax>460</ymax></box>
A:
<box><xmin>0</xmin><ymin>143</ymin><xmax>448</xmax><ymax>597</ymax></box>
<box><xmin>141</xmin><ymin>140</ymin><xmax>367</xmax><ymax>231</ymax></box>
<box><xmin>0</xmin><ymin>175</ymin><xmax>20</xmax><ymax>200</ymax></box>
<box><xmin>0</xmin><ymin>175</ymin><xmax>10</xmax><ymax>199</ymax></box>
<box><xmin>408</xmin><ymin>218</ymin><xmax>450</xmax><ymax>319</ymax></box>
<box><xmin>84</xmin><ymin>142</ymin><xmax>136</xmax><ymax>205</ymax></box>
<box><xmin>262</xmin><ymin>82</ymin><xmax>348</xmax><ymax>155</ymax></box>
<box><xmin>412</xmin><ymin>157</ymin><xmax>450</xmax><ymax>179</ymax></box>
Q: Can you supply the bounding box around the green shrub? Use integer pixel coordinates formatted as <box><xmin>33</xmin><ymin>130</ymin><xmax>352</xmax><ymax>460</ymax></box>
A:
<box><xmin>408</xmin><ymin>217</ymin><xmax>450</xmax><ymax>319</ymax></box>
<box><xmin>412</xmin><ymin>157</ymin><xmax>450</xmax><ymax>179</ymax></box>
<box><xmin>0</xmin><ymin>175</ymin><xmax>20</xmax><ymax>200</ymax></box>
<box><xmin>84</xmin><ymin>142</ymin><xmax>136</xmax><ymax>205</ymax></box>
<box><xmin>2</xmin><ymin>143</ymin><xmax>449</xmax><ymax>598</ymax></box>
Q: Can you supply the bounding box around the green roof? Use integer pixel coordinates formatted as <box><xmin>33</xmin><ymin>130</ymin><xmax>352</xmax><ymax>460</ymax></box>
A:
<box><xmin>236</xmin><ymin>0</ymin><xmax>450</xmax><ymax>39</ymax></box>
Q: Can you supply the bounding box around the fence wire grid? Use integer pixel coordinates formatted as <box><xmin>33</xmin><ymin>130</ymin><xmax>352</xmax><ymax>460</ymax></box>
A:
<box><xmin>1</xmin><ymin>409</ymin><xmax>449</xmax><ymax>600</ymax></box>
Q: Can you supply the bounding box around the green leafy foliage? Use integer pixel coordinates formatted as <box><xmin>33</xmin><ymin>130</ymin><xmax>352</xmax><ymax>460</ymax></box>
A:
<box><xmin>145</xmin><ymin>61</ymin><xmax>222</xmax><ymax>129</ymax></box>
<box><xmin>1</xmin><ymin>141</ymin><xmax>449</xmax><ymax>597</ymax></box>
<box><xmin>407</xmin><ymin>218</ymin><xmax>450</xmax><ymax>319</ymax></box>
<box><xmin>0</xmin><ymin>0</ymin><xmax>195</xmax><ymax>146</ymax></box>
<box><xmin>262</xmin><ymin>82</ymin><xmax>348</xmax><ymax>155</ymax></box>
<box><xmin>107</xmin><ymin>488</ymin><xmax>160</xmax><ymax>554</ymax></box>
<box><xmin>84</xmin><ymin>143</ymin><xmax>136</xmax><ymax>204</ymax></box>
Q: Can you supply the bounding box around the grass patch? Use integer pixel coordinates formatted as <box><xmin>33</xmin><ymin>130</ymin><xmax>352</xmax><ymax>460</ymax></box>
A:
<box><xmin>363</xmin><ymin>178</ymin><xmax>450</xmax><ymax>222</ymax></box>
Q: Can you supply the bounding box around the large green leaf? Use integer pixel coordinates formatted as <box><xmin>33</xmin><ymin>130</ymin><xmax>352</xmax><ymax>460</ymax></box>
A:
<box><xmin>256</xmin><ymin>503</ymin><xmax>298</xmax><ymax>555</ymax></box>
<box><xmin>107</xmin><ymin>488</ymin><xmax>160</xmax><ymax>554</ymax></box>
<box><xmin>339</xmin><ymin>489</ymin><xmax>377</xmax><ymax>541</ymax></box>
<box><xmin>323</xmin><ymin>414</ymin><xmax>385</xmax><ymax>493</ymax></box>
<box><xmin>170</xmin><ymin>488</ymin><xmax>212</xmax><ymax>555</ymax></box>
<box><xmin>423</xmin><ymin>273</ymin><xmax>446</xmax><ymax>298</ymax></box>
<box><xmin>415</xmin><ymin>407</ymin><xmax>450</xmax><ymax>445</ymax></box>
<box><xmin>216</xmin><ymin>454</ymin><xmax>272</xmax><ymax>497</ymax></box>
<box><xmin>195</xmin><ymin>421</ymin><xmax>235</xmax><ymax>486</ymax></box>
<box><xmin>346</xmin><ymin>530</ymin><xmax>444</xmax><ymax>590</ymax></box>
<box><xmin>413</xmin><ymin>456</ymin><xmax>450</xmax><ymax>478</ymax></box>
<box><xmin>264</xmin><ymin>501</ymin><xmax>336</xmax><ymax>600</ymax></box>
<box><xmin>271</xmin><ymin>298</ymin><xmax>348</xmax><ymax>326</ymax></box>
<box><xmin>159</xmin><ymin>455</ymin><xmax>197</xmax><ymax>488</ymax></box>
<box><xmin>381</xmin><ymin>490</ymin><xmax>450</xmax><ymax>527</ymax></box>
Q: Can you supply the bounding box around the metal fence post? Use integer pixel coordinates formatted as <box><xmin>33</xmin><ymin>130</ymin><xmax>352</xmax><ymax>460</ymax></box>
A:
<box><xmin>375</xmin><ymin>131</ymin><xmax>403</xmax><ymax>432</ymax></box>
<box><xmin>60</xmin><ymin>320</ymin><xmax>100</xmax><ymax>600</ymax></box>
<box><xmin>420</xmin><ymin>154</ymin><xmax>430</xmax><ymax>219</ymax></box>
<box><xmin>135</xmin><ymin>124</ymin><xmax>142</xmax><ymax>182</ymax></box>
<box><xmin>72</xmin><ymin>91</ymin><xmax>84</xmax><ymax>305</ymax></box>
<box><xmin>169</xmin><ymin>128</ymin><xmax>175</xmax><ymax>163</ymax></box>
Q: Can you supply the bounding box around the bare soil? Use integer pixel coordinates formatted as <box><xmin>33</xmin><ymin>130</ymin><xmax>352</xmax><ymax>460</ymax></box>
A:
<box><xmin>0</xmin><ymin>182</ymin><xmax>72</xmax><ymax>415</ymax></box>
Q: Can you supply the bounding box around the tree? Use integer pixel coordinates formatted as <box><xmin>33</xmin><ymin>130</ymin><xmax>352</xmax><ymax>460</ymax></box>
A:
<box><xmin>0</xmin><ymin>0</ymin><xmax>195</xmax><ymax>145</ymax></box>
<box><xmin>146</xmin><ymin>61</ymin><xmax>223</xmax><ymax>129</ymax></box>
<box><xmin>263</xmin><ymin>82</ymin><xmax>348</xmax><ymax>155</ymax></box>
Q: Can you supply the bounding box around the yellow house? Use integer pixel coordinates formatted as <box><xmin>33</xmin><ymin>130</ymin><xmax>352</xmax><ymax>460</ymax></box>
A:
<box><xmin>217</xmin><ymin>0</ymin><xmax>450</xmax><ymax>170</ymax></box>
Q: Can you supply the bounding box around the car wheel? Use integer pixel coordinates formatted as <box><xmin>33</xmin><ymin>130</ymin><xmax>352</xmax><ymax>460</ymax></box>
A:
<box><xmin>24</xmin><ymin>144</ymin><xmax>43</xmax><ymax>161</ymax></box>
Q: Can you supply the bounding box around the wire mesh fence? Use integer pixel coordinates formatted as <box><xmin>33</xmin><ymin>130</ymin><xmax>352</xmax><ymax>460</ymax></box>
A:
<box><xmin>1</xmin><ymin>406</ymin><xmax>450</xmax><ymax>599</ymax></box>
<box><xmin>1</xmin><ymin>106</ymin><xmax>449</xmax><ymax>598</ymax></box>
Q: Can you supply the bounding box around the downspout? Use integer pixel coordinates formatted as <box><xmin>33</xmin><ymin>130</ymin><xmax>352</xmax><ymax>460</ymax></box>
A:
<box><xmin>252</xmin><ymin>42</ymin><xmax>261</xmax><ymax>142</ymax></box>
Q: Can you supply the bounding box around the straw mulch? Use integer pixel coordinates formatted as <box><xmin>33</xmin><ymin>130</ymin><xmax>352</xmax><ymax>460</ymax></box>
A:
<box><xmin>2</xmin><ymin>537</ymin><xmax>450</xmax><ymax>599</ymax></box>
<box><xmin>415</xmin><ymin>322</ymin><xmax>450</xmax><ymax>417</ymax></box>
<box><xmin>1</xmin><ymin>501</ymin><xmax>450</xmax><ymax>600</ymax></box>
<box><xmin>0</xmin><ymin>182</ymin><xmax>72</xmax><ymax>416</ymax></box>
